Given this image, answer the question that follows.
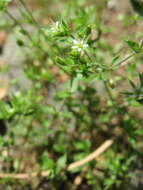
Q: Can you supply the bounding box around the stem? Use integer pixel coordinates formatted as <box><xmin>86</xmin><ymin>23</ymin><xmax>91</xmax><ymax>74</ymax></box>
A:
<box><xmin>6</xmin><ymin>10</ymin><xmax>31</xmax><ymax>41</ymax></box>
<box><xmin>118</xmin><ymin>52</ymin><xmax>135</xmax><ymax>67</ymax></box>
<box><xmin>19</xmin><ymin>0</ymin><xmax>50</xmax><ymax>54</ymax></box>
<box><xmin>70</xmin><ymin>77</ymin><xmax>74</xmax><ymax>93</ymax></box>
<box><xmin>19</xmin><ymin>0</ymin><xmax>48</xmax><ymax>37</ymax></box>
<box><xmin>6</xmin><ymin>10</ymin><xmax>46</xmax><ymax>54</ymax></box>
<box><xmin>19</xmin><ymin>0</ymin><xmax>38</xmax><ymax>26</ymax></box>
<box><xmin>103</xmin><ymin>80</ymin><xmax>114</xmax><ymax>102</ymax></box>
<box><xmin>84</xmin><ymin>50</ymin><xmax>94</xmax><ymax>62</ymax></box>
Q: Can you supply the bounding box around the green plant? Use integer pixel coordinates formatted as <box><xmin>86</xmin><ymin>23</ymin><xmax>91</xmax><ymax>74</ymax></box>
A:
<box><xmin>0</xmin><ymin>0</ymin><xmax>143</xmax><ymax>189</ymax></box>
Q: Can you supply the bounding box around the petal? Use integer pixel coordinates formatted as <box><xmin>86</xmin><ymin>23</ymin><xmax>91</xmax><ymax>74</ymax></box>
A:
<box><xmin>78</xmin><ymin>48</ymin><xmax>82</xmax><ymax>52</ymax></box>
<box><xmin>71</xmin><ymin>46</ymin><xmax>77</xmax><ymax>49</ymax></box>
<box><xmin>51</xmin><ymin>28</ymin><xmax>55</xmax><ymax>32</ymax></box>
<box><xmin>83</xmin><ymin>44</ymin><xmax>88</xmax><ymax>48</ymax></box>
<box><xmin>55</xmin><ymin>21</ymin><xmax>59</xmax><ymax>26</ymax></box>
<box><xmin>73</xmin><ymin>39</ymin><xmax>78</xmax><ymax>44</ymax></box>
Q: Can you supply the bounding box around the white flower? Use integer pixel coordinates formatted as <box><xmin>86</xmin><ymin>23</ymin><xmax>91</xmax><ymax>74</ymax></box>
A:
<box><xmin>71</xmin><ymin>39</ymin><xmax>88</xmax><ymax>52</ymax></box>
<box><xmin>51</xmin><ymin>21</ymin><xmax>60</xmax><ymax>33</ymax></box>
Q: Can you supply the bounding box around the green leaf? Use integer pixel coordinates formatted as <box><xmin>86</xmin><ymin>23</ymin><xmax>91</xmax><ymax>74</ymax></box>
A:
<box><xmin>57</xmin><ymin>154</ymin><xmax>67</xmax><ymax>170</ymax></box>
<box><xmin>129</xmin><ymin>80</ymin><xmax>136</xmax><ymax>89</ymax></box>
<box><xmin>56</xmin><ymin>57</ymin><xmax>66</xmax><ymax>66</ymax></box>
<box><xmin>70</xmin><ymin>77</ymin><xmax>79</xmax><ymax>93</ymax></box>
<box><xmin>125</xmin><ymin>40</ymin><xmax>142</xmax><ymax>53</ymax></box>
<box><xmin>16</xmin><ymin>39</ymin><xmax>24</xmax><ymax>46</ymax></box>
<box><xmin>110</xmin><ymin>55</ymin><xmax>120</xmax><ymax>67</ymax></box>
<box><xmin>0</xmin><ymin>0</ymin><xmax>12</xmax><ymax>12</ymax></box>
<box><xmin>139</xmin><ymin>73</ymin><xmax>143</xmax><ymax>87</ymax></box>
<box><xmin>41</xmin><ymin>152</ymin><xmax>55</xmax><ymax>170</ymax></box>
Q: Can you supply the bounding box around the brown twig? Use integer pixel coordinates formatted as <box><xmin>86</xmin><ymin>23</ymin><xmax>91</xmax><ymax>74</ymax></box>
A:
<box><xmin>0</xmin><ymin>171</ymin><xmax>50</xmax><ymax>179</ymax></box>
<box><xmin>67</xmin><ymin>139</ymin><xmax>113</xmax><ymax>171</ymax></box>
<box><xmin>0</xmin><ymin>139</ymin><xmax>113</xmax><ymax>179</ymax></box>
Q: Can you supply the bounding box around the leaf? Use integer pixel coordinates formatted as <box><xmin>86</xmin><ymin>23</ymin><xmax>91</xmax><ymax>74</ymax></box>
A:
<box><xmin>61</xmin><ymin>19</ymin><xmax>68</xmax><ymax>28</ymax></box>
<box><xmin>125</xmin><ymin>40</ymin><xmax>142</xmax><ymax>53</ymax></box>
<box><xmin>129</xmin><ymin>80</ymin><xmax>136</xmax><ymax>89</ymax></box>
<box><xmin>41</xmin><ymin>153</ymin><xmax>55</xmax><ymax>170</ymax></box>
<box><xmin>56</xmin><ymin>57</ymin><xmax>67</xmax><ymax>66</ymax></box>
<box><xmin>57</xmin><ymin>154</ymin><xmax>67</xmax><ymax>170</ymax></box>
<box><xmin>0</xmin><ymin>0</ymin><xmax>12</xmax><ymax>12</ymax></box>
<box><xmin>139</xmin><ymin>73</ymin><xmax>143</xmax><ymax>87</ymax></box>
<box><xmin>70</xmin><ymin>78</ymin><xmax>78</xmax><ymax>93</ymax></box>
<box><xmin>111</xmin><ymin>55</ymin><xmax>120</xmax><ymax>67</ymax></box>
<box><xmin>16</xmin><ymin>39</ymin><xmax>24</xmax><ymax>46</ymax></box>
<box><xmin>122</xmin><ymin>91</ymin><xmax>134</xmax><ymax>96</ymax></box>
<box><xmin>137</xmin><ymin>97</ymin><xmax>143</xmax><ymax>104</ymax></box>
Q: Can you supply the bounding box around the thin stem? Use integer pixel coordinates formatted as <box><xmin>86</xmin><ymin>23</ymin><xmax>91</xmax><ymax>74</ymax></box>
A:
<box><xmin>103</xmin><ymin>80</ymin><xmax>114</xmax><ymax>102</ymax></box>
<box><xmin>70</xmin><ymin>76</ymin><xmax>75</xmax><ymax>93</ymax></box>
<box><xmin>6</xmin><ymin>10</ymin><xmax>46</xmax><ymax>54</ymax></box>
<box><xmin>118</xmin><ymin>52</ymin><xmax>135</xmax><ymax>67</ymax></box>
<box><xmin>19</xmin><ymin>0</ymin><xmax>38</xmax><ymax>26</ymax></box>
<box><xmin>84</xmin><ymin>50</ymin><xmax>94</xmax><ymax>62</ymax></box>
<box><xmin>6</xmin><ymin>10</ymin><xmax>32</xmax><ymax>41</ymax></box>
<box><xmin>19</xmin><ymin>0</ymin><xmax>50</xmax><ymax>53</ymax></box>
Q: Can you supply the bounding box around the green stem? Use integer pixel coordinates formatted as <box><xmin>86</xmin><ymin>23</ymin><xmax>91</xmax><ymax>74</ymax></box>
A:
<box><xmin>6</xmin><ymin>10</ymin><xmax>46</xmax><ymax>54</ymax></box>
<box><xmin>117</xmin><ymin>52</ymin><xmax>135</xmax><ymax>67</ymax></box>
<box><xmin>6</xmin><ymin>10</ymin><xmax>31</xmax><ymax>41</ymax></box>
<box><xmin>19</xmin><ymin>0</ymin><xmax>38</xmax><ymax>26</ymax></box>
<box><xmin>19</xmin><ymin>0</ymin><xmax>49</xmax><ymax>37</ymax></box>
<box><xmin>84</xmin><ymin>50</ymin><xmax>94</xmax><ymax>62</ymax></box>
<box><xmin>103</xmin><ymin>80</ymin><xmax>114</xmax><ymax>102</ymax></box>
<box><xmin>70</xmin><ymin>77</ymin><xmax>74</xmax><ymax>93</ymax></box>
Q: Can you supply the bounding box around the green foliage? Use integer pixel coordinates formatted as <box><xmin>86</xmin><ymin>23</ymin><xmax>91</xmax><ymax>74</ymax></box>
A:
<box><xmin>0</xmin><ymin>0</ymin><xmax>143</xmax><ymax>189</ymax></box>
<box><xmin>125</xmin><ymin>40</ymin><xmax>142</xmax><ymax>53</ymax></box>
<box><xmin>124</xmin><ymin>73</ymin><xmax>143</xmax><ymax>103</ymax></box>
<box><xmin>0</xmin><ymin>0</ymin><xmax>12</xmax><ymax>12</ymax></box>
<box><xmin>130</xmin><ymin>0</ymin><xmax>143</xmax><ymax>17</ymax></box>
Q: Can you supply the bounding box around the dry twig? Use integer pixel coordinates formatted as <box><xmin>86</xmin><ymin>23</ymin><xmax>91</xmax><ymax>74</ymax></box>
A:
<box><xmin>67</xmin><ymin>139</ymin><xmax>113</xmax><ymax>170</ymax></box>
<box><xmin>0</xmin><ymin>139</ymin><xmax>113</xmax><ymax>179</ymax></box>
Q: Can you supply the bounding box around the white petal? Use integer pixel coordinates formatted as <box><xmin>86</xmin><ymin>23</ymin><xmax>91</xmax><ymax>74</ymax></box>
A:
<box><xmin>73</xmin><ymin>39</ymin><xmax>78</xmax><ymax>44</ymax></box>
<box><xmin>83</xmin><ymin>44</ymin><xmax>88</xmax><ymax>48</ymax></box>
<box><xmin>78</xmin><ymin>48</ymin><xmax>82</xmax><ymax>52</ymax></box>
<box><xmin>55</xmin><ymin>21</ymin><xmax>59</xmax><ymax>27</ymax></box>
<box><xmin>71</xmin><ymin>46</ymin><xmax>77</xmax><ymax>49</ymax></box>
<box><xmin>51</xmin><ymin>28</ymin><xmax>55</xmax><ymax>32</ymax></box>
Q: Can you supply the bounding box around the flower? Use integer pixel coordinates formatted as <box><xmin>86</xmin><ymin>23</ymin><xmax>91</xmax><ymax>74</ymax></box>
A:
<box><xmin>51</xmin><ymin>21</ymin><xmax>60</xmax><ymax>33</ymax></box>
<box><xmin>71</xmin><ymin>39</ymin><xmax>88</xmax><ymax>52</ymax></box>
<box><xmin>49</xmin><ymin>20</ymin><xmax>69</xmax><ymax>36</ymax></box>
